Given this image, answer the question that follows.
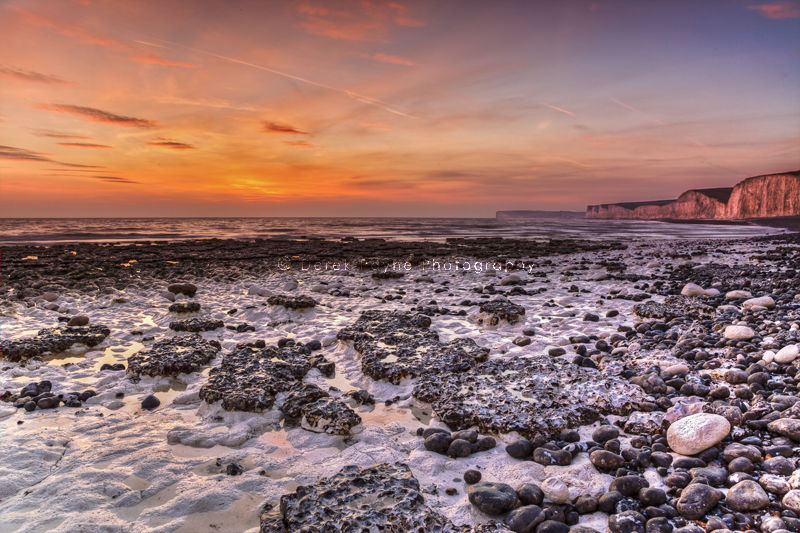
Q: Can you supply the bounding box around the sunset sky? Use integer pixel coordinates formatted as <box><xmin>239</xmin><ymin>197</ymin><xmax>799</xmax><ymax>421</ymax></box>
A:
<box><xmin>1</xmin><ymin>0</ymin><xmax>798</xmax><ymax>217</ymax></box>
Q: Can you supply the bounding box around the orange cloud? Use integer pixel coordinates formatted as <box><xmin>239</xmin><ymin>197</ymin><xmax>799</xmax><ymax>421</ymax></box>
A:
<box><xmin>0</xmin><ymin>65</ymin><xmax>71</xmax><ymax>84</ymax></box>
<box><xmin>35</xmin><ymin>130</ymin><xmax>93</xmax><ymax>140</ymax></box>
<box><xmin>297</xmin><ymin>0</ymin><xmax>425</xmax><ymax>41</ymax></box>
<box><xmin>369</xmin><ymin>52</ymin><xmax>415</xmax><ymax>66</ymax></box>
<box><xmin>147</xmin><ymin>138</ymin><xmax>195</xmax><ymax>149</ymax></box>
<box><xmin>11</xmin><ymin>7</ymin><xmax>199</xmax><ymax>68</ymax></box>
<box><xmin>748</xmin><ymin>1</ymin><xmax>800</xmax><ymax>19</ymax></box>
<box><xmin>58</xmin><ymin>142</ymin><xmax>112</xmax><ymax>148</ymax></box>
<box><xmin>264</xmin><ymin>121</ymin><xmax>310</xmax><ymax>134</ymax></box>
<box><xmin>283</xmin><ymin>140</ymin><xmax>318</xmax><ymax>148</ymax></box>
<box><xmin>130</xmin><ymin>54</ymin><xmax>199</xmax><ymax>69</ymax></box>
<box><xmin>36</xmin><ymin>104</ymin><xmax>157</xmax><ymax>128</ymax></box>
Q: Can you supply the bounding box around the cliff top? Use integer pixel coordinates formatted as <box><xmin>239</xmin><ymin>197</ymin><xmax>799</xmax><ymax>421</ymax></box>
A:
<box><xmin>682</xmin><ymin>187</ymin><xmax>734</xmax><ymax>203</ymax></box>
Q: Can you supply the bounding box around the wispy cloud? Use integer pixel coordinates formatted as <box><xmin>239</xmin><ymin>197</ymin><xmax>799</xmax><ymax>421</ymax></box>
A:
<box><xmin>0</xmin><ymin>144</ymin><xmax>103</xmax><ymax>168</ymax></box>
<box><xmin>748</xmin><ymin>1</ymin><xmax>800</xmax><ymax>19</ymax></box>
<box><xmin>35</xmin><ymin>104</ymin><xmax>157</xmax><ymax>128</ymax></box>
<box><xmin>90</xmin><ymin>175</ymin><xmax>139</xmax><ymax>184</ymax></box>
<box><xmin>138</xmin><ymin>39</ymin><xmax>415</xmax><ymax>118</ymax></box>
<box><xmin>130</xmin><ymin>54</ymin><xmax>199</xmax><ymax>69</ymax></box>
<box><xmin>34</xmin><ymin>130</ymin><xmax>92</xmax><ymax>140</ymax></box>
<box><xmin>58</xmin><ymin>142</ymin><xmax>112</xmax><ymax>148</ymax></box>
<box><xmin>10</xmin><ymin>7</ymin><xmax>199</xmax><ymax>68</ymax></box>
<box><xmin>610</xmin><ymin>97</ymin><xmax>665</xmax><ymax>125</ymax></box>
<box><xmin>283</xmin><ymin>140</ymin><xmax>318</xmax><ymax>148</ymax></box>
<box><xmin>296</xmin><ymin>1</ymin><xmax>425</xmax><ymax>41</ymax></box>
<box><xmin>147</xmin><ymin>138</ymin><xmax>195</xmax><ymax>149</ymax></box>
<box><xmin>0</xmin><ymin>65</ymin><xmax>71</xmax><ymax>84</ymax></box>
<box><xmin>544</xmin><ymin>104</ymin><xmax>574</xmax><ymax>116</ymax></box>
<box><xmin>367</xmin><ymin>52</ymin><xmax>415</xmax><ymax>66</ymax></box>
<box><xmin>264</xmin><ymin>121</ymin><xmax>310</xmax><ymax>135</ymax></box>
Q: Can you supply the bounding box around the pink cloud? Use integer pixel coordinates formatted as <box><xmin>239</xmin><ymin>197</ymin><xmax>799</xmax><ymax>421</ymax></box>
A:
<box><xmin>748</xmin><ymin>1</ymin><xmax>800</xmax><ymax>19</ymax></box>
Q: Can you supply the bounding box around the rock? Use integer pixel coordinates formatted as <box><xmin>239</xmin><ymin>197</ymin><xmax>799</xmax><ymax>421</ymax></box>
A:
<box><xmin>127</xmin><ymin>334</ymin><xmax>220</xmax><ymax>377</ymax></box>
<box><xmin>468</xmin><ymin>482</ymin><xmax>520</xmax><ymax>515</ymax></box>
<box><xmin>141</xmin><ymin>395</ymin><xmax>160</xmax><ymax>410</ymax></box>
<box><xmin>782</xmin><ymin>489</ymin><xmax>800</xmax><ymax>513</ymax></box>
<box><xmin>36</xmin><ymin>396</ymin><xmax>59</xmax><ymax>409</ymax></box>
<box><xmin>504</xmin><ymin>505</ymin><xmax>545</xmax><ymax>533</ymax></box>
<box><xmin>168</xmin><ymin>318</ymin><xmax>224</xmax><ymax>332</ymax></box>
<box><xmin>226</xmin><ymin>461</ymin><xmax>244</xmax><ymax>476</ymax></box>
<box><xmin>590</xmin><ymin>450</ymin><xmax>625</xmax><ymax>471</ymax></box>
<box><xmin>260</xmin><ymin>463</ymin><xmax>464</xmax><ymax>530</ymax></box>
<box><xmin>742</xmin><ymin>295</ymin><xmax>775</xmax><ymax>309</ymax></box>
<box><xmin>507</xmin><ymin>439</ymin><xmax>534</xmax><ymax>459</ymax></box>
<box><xmin>767</xmin><ymin>418</ymin><xmax>800</xmax><ymax>442</ymax></box>
<box><xmin>681</xmin><ymin>283</ymin><xmax>708</xmax><ymax>297</ymax></box>
<box><xmin>725</xmin><ymin>290</ymin><xmax>752</xmax><ymax>300</ymax></box>
<box><xmin>775</xmin><ymin>345</ymin><xmax>799</xmax><ymax>364</ymax></box>
<box><xmin>67</xmin><ymin>315</ymin><xmax>89</xmax><ymax>327</ymax></box>
<box><xmin>168</xmin><ymin>302</ymin><xmax>201</xmax><ymax>313</ymax></box>
<box><xmin>759</xmin><ymin>473</ymin><xmax>791</xmax><ymax>496</ymax></box>
<box><xmin>725</xmin><ymin>480</ymin><xmax>769</xmax><ymax>512</ymax></box>
<box><xmin>723</xmin><ymin>325</ymin><xmax>755</xmax><ymax>341</ymax></box>
<box><xmin>666</xmin><ymin>413</ymin><xmax>730</xmax><ymax>455</ymax></box>
<box><xmin>548</xmin><ymin>347</ymin><xmax>567</xmax><ymax>357</ymax></box>
<box><xmin>541</xmin><ymin>477</ymin><xmax>569</xmax><ymax>504</ymax></box>
<box><xmin>464</xmin><ymin>470</ymin><xmax>481</xmax><ymax>484</ymax></box>
<box><xmin>0</xmin><ymin>325</ymin><xmax>110</xmax><ymax>362</ymax></box>
<box><xmin>609</xmin><ymin>476</ymin><xmax>649</xmax><ymax>497</ymax></box>
<box><xmin>267</xmin><ymin>294</ymin><xmax>317</xmax><ymax>310</ymax></box>
<box><xmin>513</xmin><ymin>336</ymin><xmax>532</xmax><ymax>347</ymax></box>
<box><xmin>338</xmin><ymin>311</ymin><xmax>488</xmax><ymax>384</ymax></box>
<box><xmin>167</xmin><ymin>282</ymin><xmax>197</xmax><ymax>297</ymax></box>
<box><xmin>722</xmin><ymin>443</ymin><xmax>761</xmax><ymax>462</ymax></box>
<box><xmin>675</xmin><ymin>483</ymin><xmax>722</xmax><ymax>519</ymax></box>
<box><xmin>608</xmin><ymin>510</ymin><xmax>646</xmax><ymax>533</ymax></box>
<box><xmin>537</xmin><ymin>521</ymin><xmax>569</xmax><ymax>533</ymax></box>
<box><xmin>593</xmin><ymin>425</ymin><xmax>620</xmax><ymax>443</ymax></box>
<box><xmin>447</xmin><ymin>439</ymin><xmax>472</xmax><ymax>458</ymax></box>
<box><xmin>574</xmin><ymin>495</ymin><xmax>598</xmax><ymax>514</ymax></box>
<box><xmin>517</xmin><ymin>483</ymin><xmax>544</xmax><ymax>506</ymax></box>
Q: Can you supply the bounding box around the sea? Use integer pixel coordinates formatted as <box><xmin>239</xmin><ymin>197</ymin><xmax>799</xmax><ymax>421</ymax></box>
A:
<box><xmin>0</xmin><ymin>215</ymin><xmax>787</xmax><ymax>245</ymax></box>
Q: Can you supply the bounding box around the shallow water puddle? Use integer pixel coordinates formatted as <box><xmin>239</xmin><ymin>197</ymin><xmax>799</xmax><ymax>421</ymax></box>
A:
<box><xmin>114</xmin><ymin>482</ymin><xmax>180</xmax><ymax>522</ymax></box>
<box><xmin>174</xmin><ymin>491</ymin><xmax>261</xmax><ymax>533</ymax></box>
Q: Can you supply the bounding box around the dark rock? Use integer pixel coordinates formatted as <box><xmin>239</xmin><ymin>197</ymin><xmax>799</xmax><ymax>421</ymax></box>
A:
<box><xmin>0</xmin><ymin>326</ymin><xmax>110</xmax><ymax>362</ymax></box>
<box><xmin>725</xmin><ymin>480</ymin><xmax>770</xmax><ymax>512</ymax></box>
<box><xmin>168</xmin><ymin>318</ymin><xmax>224</xmax><ymax>332</ymax></box>
<box><xmin>464</xmin><ymin>470</ymin><xmax>482</xmax><ymax>484</ymax></box>
<box><xmin>448</xmin><ymin>439</ymin><xmax>473</xmax><ymax>458</ymax></box>
<box><xmin>675</xmin><ymin>483</ymin><xmax>722</xmax><ymax>519</ymax></box>
<box><xmin>608</xmin><ymin>511</ymin><xmax>646</xmax><ymax>533</ymax></box>
<box><xmin>337</xmin><ymin>311</ymin><xmax>489</xmax><ymax>384</ymax></box>
<box><xmin>517</xmin><ymin>483</ymin><xmax>545</xmax><ymax>506</ymax></box>
<box><xmin>533</xmin><ymin>447</ymin><xmax>572</xmax><ymax>466</ymax></box>
<box><xmin>507</xmin><ymin>439</ymin><xmax>535</xmax><ymax>459</ymax></box>
<box><xmin>425</xmin><ymin>433</ymin><xmax>453</xmax><ymax>454</ymax></box>
<box><xmin>590</xmin><ymin>450</ymin><xmax>625</xmax><ymax>471</ymax></box>
<box><xmin>167</xmin><ymin>282</ymin><xmax>197</xmax><ymax>296</ymax></box>
<box><xmin>127</xmin><ymin>334</ymin><xmax>220</xmax><ymax>377</ymax></box>
<box><xmin>610</xmin><ymin>476</ymin><xmax>649</xmax><ymax>498</ymax></box>
<box><xmin>168</xmin><ymin>302</ymin><xmax>201</xmax><ymax>313</ymax></box>
<box><xmin>504</xmin><ymin>505</ymin><xmax>545</xmax><ymax>533</ymax></box>
<box><xmin>593</xmin><ymin>425</ymin><xmax>620</xmax><ymax>443</ymax></box>
<box><xmin>141</xmin><ymin>395</ymin><xmax>160</xmax><ymax>410</ymax></box>
<box><xmin>478</xmin><ymin>299</ymin><xmax>526</xmax><ymax>325</ymax></box>
<box><xmin>267</xmin><ymin>295</ymin><xmax>317</xmax><ymax>309</ymax></box>
<box><xmin>468</xmin><ymin>482</ymin><xmax>520</xmax><ymax>515</ymax></box>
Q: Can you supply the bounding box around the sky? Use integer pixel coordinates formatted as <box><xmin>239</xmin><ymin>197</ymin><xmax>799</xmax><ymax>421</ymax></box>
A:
<box><xmin>1</xmin><ymin>0</ymin><xmax>798</xmax><ymax>217</ymax></box>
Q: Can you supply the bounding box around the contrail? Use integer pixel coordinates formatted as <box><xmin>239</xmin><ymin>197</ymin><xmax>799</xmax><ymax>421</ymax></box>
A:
<box><xmin>137</xmin><ymin>39</ymin><xmax>416</xmax><ymax>119</ymax></box>
<box><xmin>544</xmin><ymin>104</ymin><xmax>574</xmax><ymax>116</ymax></box>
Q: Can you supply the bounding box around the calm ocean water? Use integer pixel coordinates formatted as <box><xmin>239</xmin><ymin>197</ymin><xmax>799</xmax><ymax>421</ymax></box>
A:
<box><xmin>0</xmin><ymin>216</ymin><xmax>786</xmax><ymax>244</ymax></box>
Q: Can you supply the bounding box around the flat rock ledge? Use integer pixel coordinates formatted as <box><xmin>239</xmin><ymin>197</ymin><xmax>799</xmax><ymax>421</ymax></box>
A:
<box><xmin>259</xmin><ymin>462</ymin><xmax>505</xmax><ymax>532</ymax></box>
<box><xmin>414</xmin><ymin>355</ymin><xmax>648</xmax><ymax>440</ymax></box>
<box><xmin>337</xmin><ymin>310</ymin><xmax>490</xmax><ymax>384</ymax></box>
<box><xmin>281</xmin><ymin>383</ymin><xmax>361</xmax><ymax>435</ymax></box>
<box><xmin>127</xmin><ymin>334</ymin><xmax>221</xmax><ymax>377</ymax></box>
<box><xmin>199</xmin><ymin>341</ymin><xmax>334</xmax><ymax>411</ymax></box>
<box><xmin>0</xmin><ymin>326</ymin><xmax>110</xmax><ymax>362</ymax></box>
<box><xmin>168</xmin><ymin>317</ymin><xmax>225</xmax><ymax>332</ymax></box>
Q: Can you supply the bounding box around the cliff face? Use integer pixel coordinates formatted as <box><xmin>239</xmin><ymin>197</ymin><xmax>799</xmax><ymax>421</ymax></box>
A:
<box><xmin>586</xmin><ymin>171</ymin><xmax>800</xmax><ymax>221</ymax></box>
<box><xmin>726</xmin><ymin>173</ymin><xmax>800</xmax><ymax>218</ymax></box>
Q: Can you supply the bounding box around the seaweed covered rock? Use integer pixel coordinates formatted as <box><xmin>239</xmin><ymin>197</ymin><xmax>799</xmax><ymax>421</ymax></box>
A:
<box><xmin>337</xmin><ymin>310</ymin><xmax>489</xmax><ymax>384</ymax></box>
<box><xmin>632</xmin><ymin>295</ymin><xmax>714</xmax><ymax>320</ymax></box>
<box><xmin>0</xmin><ymin>326</ymin><xmax>111</xmax><ymax>362</ymax></box>
<box><xmin>199</xmin><ymin>342</ymin><xmax>334</xmax><ymax>411</ymax></box>
<box><xmin>267</xmin><ymin>295</ymin><xmax>317</xmax><ymax>310</ymax></box>
<box><xmin>127</xmin><ymin>334</ymin><xmax>220</xmax><ymax>377</ymax></box>
<box><xmin>414</xmin><ymin>356</ymin><xmax>646</xmax><ymax>440</ymax></box>
<box><xmin>260</xmin><ymin>462</ymin><xmax>504</xmax><ymax>532</ymax></box>
<box><xmin>168</xmin><ymin>301</ymin><xmax>201</xmax><ymax>313</ymax></box>
<box><xmin>477</xmin><ymin>299</ymin><xmax>526</xmax><ymax>325</ymax></box>
<box><xmin>280</xmin><ymin>383</ymin><xmax>361</xmax><ymax>435</ymax></box>
<box><xmin>168</xmin><ymin>317</ymin><xmax>224</xmax><ymax>332</ymax></box>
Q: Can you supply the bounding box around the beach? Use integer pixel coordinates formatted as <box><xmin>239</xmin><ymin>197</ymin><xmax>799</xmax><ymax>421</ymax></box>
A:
<box><xmin>1</xmin><ymin>232</ymin><xmax>799</xmax><ymax>532</ymax></box>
